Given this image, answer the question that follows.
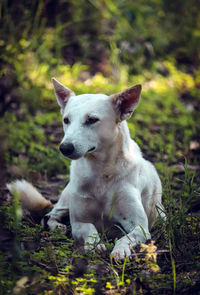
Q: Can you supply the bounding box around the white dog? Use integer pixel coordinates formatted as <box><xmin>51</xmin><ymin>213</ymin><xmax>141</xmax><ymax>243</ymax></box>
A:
<box><xmin>8</xmin><ymin>78</ymin><xmax>164</xmax><ymax>259</ymax></box>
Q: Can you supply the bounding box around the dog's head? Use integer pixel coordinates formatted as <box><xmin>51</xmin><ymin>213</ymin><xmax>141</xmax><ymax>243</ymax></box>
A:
<box><xmin>52</xmin><ymin>78</ymin><xmax>141</xmax><ymax>159</ymax></box>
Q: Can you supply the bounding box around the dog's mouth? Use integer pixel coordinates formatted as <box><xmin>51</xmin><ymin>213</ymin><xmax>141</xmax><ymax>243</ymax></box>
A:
<box><xmin>87</xmin><ymin>146</ymin><xmax>96</xmax><ymax>153</ymax></box>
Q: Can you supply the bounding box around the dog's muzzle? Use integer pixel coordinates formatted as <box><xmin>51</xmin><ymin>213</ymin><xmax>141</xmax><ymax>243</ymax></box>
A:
<box><xmin>59</xmin><ymin>143</ymin><xmax>96</xmax><ymax>159</ymax></box>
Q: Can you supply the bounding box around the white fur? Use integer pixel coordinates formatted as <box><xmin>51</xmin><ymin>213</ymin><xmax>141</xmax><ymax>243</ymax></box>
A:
<box><xmin>8</xmin><ymin>79</ymin><xmax>164</xmax><ymax>260</ymax></box>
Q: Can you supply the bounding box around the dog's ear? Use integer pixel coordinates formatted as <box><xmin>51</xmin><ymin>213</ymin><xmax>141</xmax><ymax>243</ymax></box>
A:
<box><xmin>52</xmin><ymin>78</ymin><xmax>75</xmax><ymax>113</ymax></box>
<box><xmin>111</xmin><ymin>84</ymin><xmax>142</xmax><ymax>121</ymax></box>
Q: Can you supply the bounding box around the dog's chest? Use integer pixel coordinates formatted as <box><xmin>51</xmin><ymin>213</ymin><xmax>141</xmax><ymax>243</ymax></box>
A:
<box><xmin>71</xmin><ymin>159</ymin><xmax>121</xmax><ymax>199</ymax></box>
<box><xmin>79</xmin><ymin>174</ymin><xmax>114</xmax><ymax>200</ymax></box>
<box><xmin>74</xmin><ymin>175</ymin><xmax>121</xmax><ymax>232</ymax></box>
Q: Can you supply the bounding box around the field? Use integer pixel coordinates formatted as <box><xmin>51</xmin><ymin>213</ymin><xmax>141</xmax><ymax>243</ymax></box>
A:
<box><xmin>0</xmin><ymin>1</ymin><xmax>200</xmax><ymax>294</ymax></box>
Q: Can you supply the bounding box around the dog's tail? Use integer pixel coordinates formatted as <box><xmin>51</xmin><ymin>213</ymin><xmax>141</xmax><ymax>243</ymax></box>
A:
<box><xmin>7</xmin><ymin>180</ymin><xmax>53</xmax><ymax>212</ymax></box>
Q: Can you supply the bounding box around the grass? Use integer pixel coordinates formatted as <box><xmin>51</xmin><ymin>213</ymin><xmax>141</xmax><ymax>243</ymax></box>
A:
<box><xmin>0</xmin><ymin>62</ymin><xmax>200</xmax><ymax>294</ymax></box>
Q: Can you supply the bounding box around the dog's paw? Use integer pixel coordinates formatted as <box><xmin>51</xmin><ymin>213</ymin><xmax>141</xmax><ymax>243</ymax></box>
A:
<box><xmin>55</xmin><ymin>223</ymin><xmax>67</xmax><ymax>235</ymax></box>
<box><xmin>111</xmin><ymin>244</ymin><xmax>131</xmax><ymax>260</ymax></box>
<box><xmin>46</xmin><ymin>218</ymin><xmax>67</xmax><ymax>235</ymax></box>
<box><xmin>96</xmin><ymin>243</ymin><xmax>107</xmax><ymax>253</ymax></box>
<box><xmin>111</xmin><ymin>237</ymin><xmax>136</xmax><ymax>260</ymax></box>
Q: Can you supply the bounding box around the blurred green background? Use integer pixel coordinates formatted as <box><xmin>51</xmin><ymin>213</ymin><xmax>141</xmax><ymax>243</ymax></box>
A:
<box><xmin>0</xmin><ymin>0</ymin><xmax>200</xmax><ymax>181</ymax></box>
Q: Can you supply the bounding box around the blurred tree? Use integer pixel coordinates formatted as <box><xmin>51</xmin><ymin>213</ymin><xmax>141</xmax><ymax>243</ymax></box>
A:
<box><xmin>162</xmin><ymin>0</ymin><xmax>200</xmax><ymax>68</ymax></box>
<box><xmin>0</xmin><ymin>0</ymin><xmax>200</xmax><ymax>78</ymax></box>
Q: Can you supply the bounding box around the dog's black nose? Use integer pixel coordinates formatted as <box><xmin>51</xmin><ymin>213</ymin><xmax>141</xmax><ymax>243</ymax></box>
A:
<box><xmin>59</xmin><ymin>143</ymin><xmax>75</xmax><ymax>156</ymax></box>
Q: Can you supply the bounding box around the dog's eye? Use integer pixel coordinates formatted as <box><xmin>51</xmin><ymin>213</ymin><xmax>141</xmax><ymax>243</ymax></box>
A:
<box><xmin>63</xmin><ymin>117</ymin><xmax>70</xmax><ymax>124</ymax></box>
<box><xmin>85</xmin><ymin>117</ymin><xmax>100</xmax><ymax>125</ymax></box>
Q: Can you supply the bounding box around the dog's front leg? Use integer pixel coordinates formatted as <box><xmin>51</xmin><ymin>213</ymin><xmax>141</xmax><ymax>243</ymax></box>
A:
<box><xmin>70</xmin><ymin>195</ymin><xmax>106</xmax><ymax>253</ymax></box>
<box><xmin>46</xmin><ymin>185</ymin><xmax>70</xmax><ymax>233</ymax></box>
<box><xmin>111</xmin><ymin>187</ymin><xmax>151</xmax><ymax>260</ymax></box>
<box><xmin>71</xmin><ymin>221</ymin><xmax>106</xmax><ymax>253</ymax></box>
